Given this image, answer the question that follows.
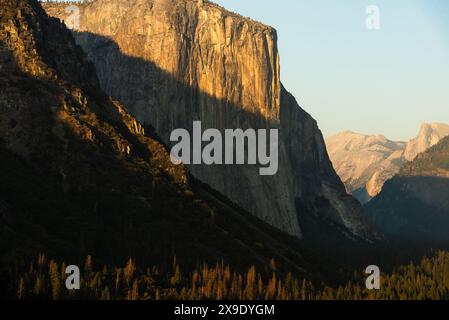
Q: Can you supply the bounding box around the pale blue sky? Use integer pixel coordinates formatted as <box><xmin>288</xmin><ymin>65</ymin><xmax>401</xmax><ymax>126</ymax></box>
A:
<box><xmin>59</xmin><ymin>0</ymin><xmax>449</xmax><ymax>141</ymax></box>
<box><xmin>213</xmin><ymin>0</ymin><xmax>449</xmax><ymax>141</ymax></box>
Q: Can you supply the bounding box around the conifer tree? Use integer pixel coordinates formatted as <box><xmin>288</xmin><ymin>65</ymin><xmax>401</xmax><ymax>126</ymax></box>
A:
<box><xmin>128</xmin><ymin>280</ymin><xmax>139</xmax><ymax>300</ymax></box>
<box><xmin>85</xmin><ymin>255</ymin><xmax>93</xmax><ymax>274</ymax></box>
<box><xmin>49</xmin><ymin>260</ymin><xmax>62</xmax><ymax>300</ymax></box>
<box><xmin>17</xmin><ymin>277</ymin><xmax>25</xmax><ymax>300</ymax></box>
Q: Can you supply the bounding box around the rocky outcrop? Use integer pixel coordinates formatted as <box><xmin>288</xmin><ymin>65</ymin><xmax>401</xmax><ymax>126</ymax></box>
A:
<box><xmin>326</xmin><ymin>123</ymin><xmax>449</xmax><ymax>204</ymax></box>
<box><xmin>43</xmin><ymin>0</ymin><xmax>375</xmax><ymax>241</ymax></box>
<box><xmin>403</xmin><ymin>123</ymin><xmax>449</xmax><ymax>161</ymax></box>
<box><xmin>365</xmin><ymin>136</ymin><xmax>449</xmax><ymax>244</ymax></box>
<box><xmin>326</xmin><ymin>132</ymin><xmax>406</xmax><ymax>203</ymax></box>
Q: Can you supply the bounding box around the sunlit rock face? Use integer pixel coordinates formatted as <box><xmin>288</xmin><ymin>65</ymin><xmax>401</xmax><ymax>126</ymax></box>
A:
<box><xmin>403</xmin><ymin>123</ymin><xmax>449</xmax><ymax>161</ymax></box>
<box><xmin>0</xmin><ymin>0</ymin><xmax>316</xmax><ymax>272</ymax></box>
<box><xmin>366</xmin><ymin>135</ymin><xmax>449</xmax><ymax>243</ymax></box>
<box><xmin>326</xmin><ymin>123</ymin><xmax>449</xmax><ymax>204</ymax></box>
<box><xmin>44</xmin><ymin>0</ymin><xmax>376</xmax><ymax>240</ymax></box>
<box><xmin>326</xmin><ymin>132</ymin><xmax>406</xmax><ymax>203</ymax></box>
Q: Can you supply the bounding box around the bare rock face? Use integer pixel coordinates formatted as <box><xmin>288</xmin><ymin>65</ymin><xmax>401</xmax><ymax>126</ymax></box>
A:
<box><xmin>403</xmin><ymin>123</ymin><xmax>449</xmax><ymax>161</ymax></box>
<box><xmin>43</xmin><ymin>0</ymin><xmax>375</xmax><ymax>240</ymax></box>
<box><xmin>366</xmin><ymin>136</ymin><xmax>449</xmax><ymax>243</ymax></box>
<box><xmin>326</xmin><ymin>132</ymin><xmax>406</xmax><ymax>203</ymax></box>
<box><xmin>0</xmin><ymin>0</ymin><xmax>313</xmax><ymax>272</ymax></box>
<box><xmin>326</xmin><ymin>123</ymin><xmax>449</xmax><ymax>204</ymax></box>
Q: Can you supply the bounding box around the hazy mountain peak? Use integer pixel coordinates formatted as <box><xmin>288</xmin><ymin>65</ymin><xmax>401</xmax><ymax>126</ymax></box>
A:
<box><xmin>326</xmin><ymin>131</ymin><xmax>406</xmax><ymax>202</ymax></box>
<box><xmin>366</xmin><ymin>134</ymin><xmax>449</xmax><ymax>243</ymax></box>
<box><xmin>326</xmin><ymin>123</ymin><xmax>449</xmax><ymax>204</ymax></box>
<box><xmin>328</xmin><ymin>131</ymin><xmax>398</xmax><ymax>146</ymax></box>
<box><xmin>404</xmin><ymin>122</ymin><xmax>449</xmax><ymax>161</ymax></box>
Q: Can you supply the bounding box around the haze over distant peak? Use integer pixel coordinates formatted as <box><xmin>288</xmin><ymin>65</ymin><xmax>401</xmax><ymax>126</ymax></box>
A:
<box><xmin>326</xmin><ymin>131</ymin><xmax>406</xmax><ymax>203</ymax></box>
<box><xmin>404</xmin><ymin>123</ymin><xmax>449</xmax><ymax>161</ymax></box>
<box><xmin>366</xmin><ymin>134</ymin><xmax>449</xmax><ymax>243</ymax></box>
<box><xmin>326</xmin><ymin>122</ymin><xmax>449</xmax><ymax>204</ymax></box>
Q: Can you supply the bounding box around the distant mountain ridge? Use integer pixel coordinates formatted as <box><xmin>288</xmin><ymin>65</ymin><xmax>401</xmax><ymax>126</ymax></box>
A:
<box><xmin>366</xmin><ymin>135</ymin><xmax>449</xmax><ymax>244</ymax></box>
<box><xmin>326</xmin><ymin>123</ymin><xmax>449</xmax><ymax>203</ymax></box>
<box><xmin>403</xmin><ymin>123</ymin><xmax>449</xmax><ymax>161</ymax></box>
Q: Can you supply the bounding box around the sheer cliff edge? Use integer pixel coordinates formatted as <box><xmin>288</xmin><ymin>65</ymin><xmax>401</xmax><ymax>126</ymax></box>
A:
<box><xmin>43</xmin><ymin>0</ymin><xmax>378</xmax><ymax>242</ymax></box>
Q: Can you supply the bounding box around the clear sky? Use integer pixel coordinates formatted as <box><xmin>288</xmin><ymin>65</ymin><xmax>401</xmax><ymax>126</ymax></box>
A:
<box><xmin>58</xmin><ymin>0</ymin><xmax>449</xmax><ymax>141</ymax></box>
<box><xmin>212</xmin><ymin>0</ymin><xmax>449</xmax><ymax>141</ymax></box>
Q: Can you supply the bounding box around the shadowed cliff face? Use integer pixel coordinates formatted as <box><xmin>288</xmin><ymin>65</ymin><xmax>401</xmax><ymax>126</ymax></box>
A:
<box><xmin>43</xmin><ymin>0</ymin><xmax>376</xmax><ymax>241</ymax></box>
<box><xmin>0</xmin><ymin>0</ymin><xmax>323</xmax><ymax>275</ymax></box>
<box><xmin>366</xmin><ymin>176</ymin><xmax>449</xmax><ymax>244</ymax></box>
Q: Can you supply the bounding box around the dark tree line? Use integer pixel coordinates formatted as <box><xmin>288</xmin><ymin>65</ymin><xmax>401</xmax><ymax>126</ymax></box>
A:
<box><xmin>10</xmin><ymin>251</ymin><xmax>449</xmax><ymax>300</ymax></box>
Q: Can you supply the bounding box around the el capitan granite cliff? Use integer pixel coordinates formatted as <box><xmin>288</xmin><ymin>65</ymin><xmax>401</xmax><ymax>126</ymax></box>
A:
<box><xmin>43</xmin><ymin>0</ymin><xmax>376</xmax><ymax>242</ymax></box>
<box><xmin>0</xmin><ymin>0</ymin><xmax>323</xmax><ymax>276</ymax></box>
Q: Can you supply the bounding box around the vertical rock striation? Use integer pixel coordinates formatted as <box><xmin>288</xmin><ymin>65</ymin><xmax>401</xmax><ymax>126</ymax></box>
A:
<box><xmin>0</xmin><ymin>0</ymin><xmax>313</xmax><ymax>272</ymax></box>
<box><xmin>44</xmin><ymin>0</ymin><xmax>375</xmax><ymax>240</ymax></box>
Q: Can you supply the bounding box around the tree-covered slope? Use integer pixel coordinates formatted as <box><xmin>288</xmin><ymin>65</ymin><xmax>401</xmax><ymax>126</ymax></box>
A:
<box><xmin>366</xmin><ymin>136</ymin><xmax>449</xmax><ymax>244</ymax></box>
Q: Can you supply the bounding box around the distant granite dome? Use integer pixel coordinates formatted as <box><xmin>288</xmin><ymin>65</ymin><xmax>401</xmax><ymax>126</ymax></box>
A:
<box><xmin>403</xmin><ymin>123</ymin><xmax>449</xmax><ymax>161</ymax></box>
<box><xmin>326</xmin><ymin>131</ymin><xmax>406</xmax><ymax>203</ymax></box>
<box><xmin>326</xmin><ymin>123</ymin><xmax>449</xmax><ymax>204</ymax></box>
